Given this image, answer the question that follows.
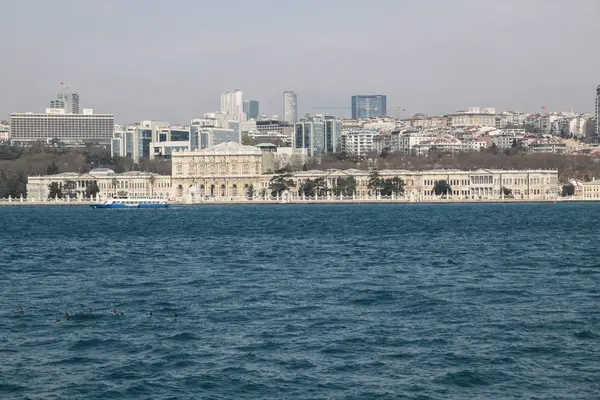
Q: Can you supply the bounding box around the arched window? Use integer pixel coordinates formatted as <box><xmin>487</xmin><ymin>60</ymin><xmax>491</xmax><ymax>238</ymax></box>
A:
<box><xmin>200</xmin><ymin>185</ymin><xmax>205</xmax><ymax>196</ymax></box>
<box><xmin>220</xmin><ymin>184</ymin><xmax>226</xmax><ymax>196</ymax></box>
<box><xmin>210</xmin><ymin>184</ymin><xmax>215</xmax><ymax>196</ymax></box>
<box><xmin>177</xmin><ymin>185</ymin><xmax>183</xmax><ymax>197</ymax></box>
<box><xmin>232</xmin><ymin>184</ymin><xmax>238</xmax><ymax>196</ymax></box>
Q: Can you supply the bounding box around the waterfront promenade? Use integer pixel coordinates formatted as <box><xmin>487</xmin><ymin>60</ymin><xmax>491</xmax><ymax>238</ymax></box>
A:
<box><xmin>0</xmin><ymin>196</ymin><xmax>588</xmax><ymax>206</ymax></box>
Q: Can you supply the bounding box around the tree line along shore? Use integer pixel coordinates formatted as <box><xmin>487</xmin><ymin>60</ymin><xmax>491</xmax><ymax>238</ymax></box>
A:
<box><xmin>1</xmin><ymin>141</ymin><xmax>597</xmax><ymax>199</ymax></box>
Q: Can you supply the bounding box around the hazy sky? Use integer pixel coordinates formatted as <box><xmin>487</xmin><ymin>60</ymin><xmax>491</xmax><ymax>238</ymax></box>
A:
<box><xmin>1</xmin><ymin>0</ymin><xmax>599</xmax><ymax>123</ymax></box>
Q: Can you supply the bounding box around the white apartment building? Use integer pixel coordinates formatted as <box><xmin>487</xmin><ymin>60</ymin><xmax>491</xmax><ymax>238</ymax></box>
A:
<box><xmin>569</xmin><ymin>115</ymin><xmax>592</xmax><ymax>137</ymax></box>
<box><xmin>341</xmin><ymin>130</ymin><xmax>379</xmax><ymax>156</ymax></box>
<box><xmin>412</xmin><ymin>136</ymin><xmax>489</xmax><ymax>155</ymax></box>
<box><xmin>148</xmin><ymin>125</ymin><xmax>196</xmax><ymax>159</ymax></box>
<box><xmin>341</xmin><ymin>119</ymin><xmax>363</xmax><ymax>132</ymax></box>
<box><xmin>391</xmin><ymin>131</ymin><xmax>439</xmax><ymax>153</ymax></box>
<box><xmin>10</xmin><ymin>110</ymin><xmax>114</xmax><ymax>145</ymax></box>
<box><xmin>410</xmin><ymin>116</ymin><xmax>450</xmax><ymax>129</ymax></box>
<box><xmin>497</xmin><ymin>112</ymin><xmax>526</xmax><ymax>128</ymax></box>
<box><xmin>111</xmin><ymin>125</ymin><xmax>150</xmax><ymax>161</ymax></box>
<box><xmin>373</xmin><ymin>134</ymin><xmax>392</xmax><ymax>154</ymax></box>
<box><xmin>361</xmin><ymin>118</ymin><xmax>396</xmax><ymax>132</ymax></box>
<box><xmin>525</xmin><ymin>139</ymin><xmax>567</xmax><ymax>154</ymax></box>
<box><xmin>491</xmin><ymin>135</ymin><xmax>524</xmax><ymax>149</ymax></box>
<box><xmin>450</xmin><ymin>107</ymin><xmax>497</xmax><ymax>127</ymax></box>
<box><xmin>220</xmin><ymin>90</ymin><xmax>244</xmax><ymax>122</ymax></box>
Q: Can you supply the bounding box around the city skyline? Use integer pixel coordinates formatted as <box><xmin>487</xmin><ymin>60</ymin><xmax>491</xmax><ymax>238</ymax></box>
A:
<box><xmin>1</xmin><ymin>0</ymin><xmax>599</xmax><ymax>122</ymax></box>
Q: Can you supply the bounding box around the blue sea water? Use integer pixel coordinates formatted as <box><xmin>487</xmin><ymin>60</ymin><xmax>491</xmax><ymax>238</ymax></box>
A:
<box><xmin>0</xmin><ymin>203</ymin><xmax>599</xmax><ymax>399</ymax></box>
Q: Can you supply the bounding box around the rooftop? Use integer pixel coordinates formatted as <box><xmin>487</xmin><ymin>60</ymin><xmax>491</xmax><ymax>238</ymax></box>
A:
<box><xmin>176</xmin><ymin>141</ymin><xmax>262</xmax><ymax>156</ymax></box>
<box><xmin>89</xmin><ymin>168</ymin><xmax>116</xmax><ymax>176</ymax></box>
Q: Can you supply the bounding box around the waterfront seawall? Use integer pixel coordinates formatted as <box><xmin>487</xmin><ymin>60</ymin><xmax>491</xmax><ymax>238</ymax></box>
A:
<box><xmin>0</xmin><ymin>198</ymin><xmax>593</xmax><ymax>206</ymax></box>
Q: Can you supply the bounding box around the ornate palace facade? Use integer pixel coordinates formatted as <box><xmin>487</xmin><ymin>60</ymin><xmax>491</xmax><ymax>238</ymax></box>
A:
<box><xmin>170</xmin><ymin>141</ymin><xmax>268</xmax><ymax>201</ymax></box>
<box><xmin>27</xmin><ymin>141</ymin><xmax>560</xmax><ymax>202</ymax></box>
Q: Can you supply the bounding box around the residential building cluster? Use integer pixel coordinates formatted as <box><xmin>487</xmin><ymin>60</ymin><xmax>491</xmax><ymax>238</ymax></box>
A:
<box><xmin>4</xmin><ymin>85</ymin><xmax>600</xmax><ymax>161</ymax></box>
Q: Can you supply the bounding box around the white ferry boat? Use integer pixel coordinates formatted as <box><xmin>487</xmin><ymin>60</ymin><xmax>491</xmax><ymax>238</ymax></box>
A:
<box><xmin>91</xmin><ymin>196</ymin><xmax>168</xmax><ymax>209</ymax></box>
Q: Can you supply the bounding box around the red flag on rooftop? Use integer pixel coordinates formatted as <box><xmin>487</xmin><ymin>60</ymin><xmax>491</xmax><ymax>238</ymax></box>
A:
<box><xmin>541</xmin><ymin>106</ymin><xmax>546</xmax><ymax>109</ymax></box>
<box><xmin>60</xmin><ymin>82</ymin><xmax>64</xmax><ymax>85</ymax></box>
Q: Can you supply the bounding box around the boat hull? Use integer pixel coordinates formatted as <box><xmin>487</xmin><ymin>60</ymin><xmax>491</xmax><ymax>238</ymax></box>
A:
<box><xmin>90</xmin><ymin>203</ymin><xmax>168</xmax><ymax>209</ymax></box>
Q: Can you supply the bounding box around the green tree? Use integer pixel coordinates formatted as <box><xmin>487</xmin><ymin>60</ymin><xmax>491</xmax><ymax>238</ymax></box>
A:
<box><xmin>269</xmin><ymin>171</ymin><xmax>296</xmax><ymax>197</ymax></box>
<box><xmin>511</xmin><ymin>138</ymin><xmax>518</xmax><ymax>148</ymax></box>
<box><xmin>492</xmin><ymin>142</ymin><xmax>500</xmax><ymax>154</ymax></box>
<box><xmin>433</xmin><ymin>180</ymin><xmax>452</xmax><ymax>196</ymax></box>
<box><xmin>380</xmin><ymin>176</ymin><xmax>405</xmax><ymax>196</ymax></box>
<box><xmin>148</xmin><ymin>175</ymin><xmax>155</xmax><ymax>197</ymax></box>
<box><xmin>247</xmin><ymin>183</ymin><xmax>255</xmax><ymax>199</ymax></box>
<box><xmin>314</xmin><ymin>177</ymin><xmax>328</xmax><ymax>196</ymax></box>
<box><xmin>332</xmin><ymin>176</ymin><xmax>357</xmax><ymax>196</ymax></box>
<box><xmin>50</xmin><ymin>138</ymin><xmax>66</xmax><ymax>154</ymax></box>
<box><xmin>0</xmin><ymin>143</ymin><xmax>23</xmax><ymax>160</ymax></box>
<box><xmin>5</xmin><ymin>172</ymin><xmax>27</xmax><ymax>198</ymax></box>
<box><xmin>46</xmin><ymin>161</ymin><xmax>59</xmax><ymax>175</ymax></box>
<box><xmin>561</xmin><ymin>183</ymin><xmax>575</xmax><ymax>197</ymax></box>
<box><xmin>524</xmin><ymin>124</ymin><xmax>541</xmax><ymax>134</ymax></box>
<box><xmin>48</xmin><ymin>182</ymin><xmax>63</xmax><ymax>199</ymax></box>
<box><xmin>63</xmin><ymin>180</ymin><xmax>77</xmax><ymax>199</ymax></box>
<box><xmin>111</xmin><ymin>178</ymin><xmax>118</xmax><ymax>197</ymax></box>
<box><xmin>367</xmin><ymin>169</ymin><xmax>381</xmax><ymax>194</ymax></box>
<box><xmin>85</xmin><ymin>181</ymin><xmax>100</xmax><ymax>198</ymax></box>
<box><xmin>241</xmin><ymin>134</ymin><xmax>255</xmax><ymax>146</ymax></box>
<box><xmin>298</xmin><ymin>178</ymin><xmax>316</xmax><ymax>197</ymax></box>
<box><xmin>380</xmin><ymin>147</ymin><xmax>392</xmax><ymax>158</ymax></box>
<box><xmin>501</xmin><ymin>187</ymin><xmax>513</xmax><ymax>197</ymax></box>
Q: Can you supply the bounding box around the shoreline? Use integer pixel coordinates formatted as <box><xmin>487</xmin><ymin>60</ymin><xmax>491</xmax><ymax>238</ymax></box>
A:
<box><xmin>1</xmin><ymin>198</ymin><xmax>597</xmax><ymax>206</ymax></box>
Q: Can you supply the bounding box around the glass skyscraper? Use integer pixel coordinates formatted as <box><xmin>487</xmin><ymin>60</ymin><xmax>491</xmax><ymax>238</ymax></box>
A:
<box><xmin>243</xmin><ymin>100</ymin><xmax>259</xmax><ymax>120</ymax></box>
<box><xmin>351</xmin><ymin>95</ymin><xmax>387</xmax><ymax>119</ymax></box>
<box><xmin>294</xmin><ymin>116</ymin><xmax>341</xmax><ymax>156</ymax></box>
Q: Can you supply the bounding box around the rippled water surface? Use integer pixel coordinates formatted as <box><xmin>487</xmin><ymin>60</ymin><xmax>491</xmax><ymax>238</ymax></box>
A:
<box><xmin>1</xmin><ymin>203</ymin><xmax>599</xmax><ymax>399</ymax></box>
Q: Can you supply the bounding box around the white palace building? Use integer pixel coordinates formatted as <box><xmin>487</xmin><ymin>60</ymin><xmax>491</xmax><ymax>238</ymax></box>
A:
<box><xmin>26</xmin><ymin>141</ymin><xmax>560</xmax><ymax>202</ymax></box>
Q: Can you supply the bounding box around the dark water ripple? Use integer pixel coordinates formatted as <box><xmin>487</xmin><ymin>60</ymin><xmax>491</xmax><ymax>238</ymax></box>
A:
<box><xmin>1</xmin><ymin>203</ymin><xmax>600</xmax><ymax>399</ymax></box>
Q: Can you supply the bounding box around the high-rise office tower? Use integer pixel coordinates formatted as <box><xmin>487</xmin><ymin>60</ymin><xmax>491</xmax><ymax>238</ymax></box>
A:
<box><xmin>220</xmin><ymin>90</ymin><xmax>244</xmax><ymax>121</ymax></box>
<box><xmin>243</xmin><ymin>100</ymin><xmax>259</xmax><ymax>120</ymax></box>
<box><xmin>50</xmin><ymin>88</ymin><xmax>80</xmax><ymax>114</ymax></box>
<box><xmin>351</xmin><ymin>95</ymin><xmax>387</xmax><ymax>119</ymax></box>
<box><xmin>595</xmin><ymin>85</ymin><xmax>600</xmax><ymax>138</ymax></box>
<box><xmin>283</xmin><ymin>91</ymin><xmax>298</xmax><ymax>124</ymax></box>
<box><xmin>293</xmin><ymin>115</ymin><xmax>341</xmax><ymax>156</ymax></box>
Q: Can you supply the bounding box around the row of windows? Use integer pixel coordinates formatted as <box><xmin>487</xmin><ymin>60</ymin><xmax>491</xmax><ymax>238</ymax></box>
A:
<box><xmin>175</xmin><ymin>163</ymin><xmax>260</xmax><ymax>175</ymax></box>
<box><xmin>98</xmin><ymin>181</ymin><xmax>170</xmax><ymax>190</ymax></box>
<box><xmin>13</xmin><ymin>133</ymin><xmax>112</xmax><ymax>139</ymax></box>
